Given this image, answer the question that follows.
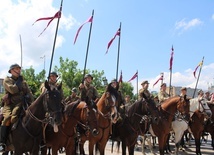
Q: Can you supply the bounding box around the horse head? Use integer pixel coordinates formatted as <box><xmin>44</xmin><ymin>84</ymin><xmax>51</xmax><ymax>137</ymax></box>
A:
<box><xmin>44</xmin><ymin>80</ymin><xmax>63</xmax><ymax>130</ymax></box>
<box><xmin>82</xmin><ymin>103</ymin><xmax>99</xmax><ymax>137</ymax></box>
<box><xmin>190</xmin><ymin>98</ymin><xmax>212</xmax><ymax>118</ymax></box>
<box><xmin>96</xmin><ymin>83</ymin><xmax>118</xmax><ymax>123</ymax></box>
<box><xmin>176</xmin><ymin>95</ymin><xmax>190</xmax><ymax>120</ymax></box>
<box><xmin>141</xmin><ymin>93</ymin><xmax>160</xmax><ymax>124</ymax></box>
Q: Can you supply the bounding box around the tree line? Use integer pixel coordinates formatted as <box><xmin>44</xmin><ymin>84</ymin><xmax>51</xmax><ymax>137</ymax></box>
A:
<box><xmin>15</xmin><ymin>57</ymin><xmax>135</xmax><ymax>100</ymax></box>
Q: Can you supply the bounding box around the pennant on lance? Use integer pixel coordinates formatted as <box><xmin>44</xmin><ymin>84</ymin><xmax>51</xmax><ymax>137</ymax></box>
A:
<box><xmin>73</xmin><ymin>16</ymin><xmax>93</xmax><ymax>44</ymax></box>
<box><xmin>33</xmin><ymin>11</ymin><xmax>61</xmax><ymax>37</ymax></box>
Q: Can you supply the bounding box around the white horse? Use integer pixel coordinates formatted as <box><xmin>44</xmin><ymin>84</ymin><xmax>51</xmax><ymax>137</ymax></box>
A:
<box><xmin>171</xmin><ymin>97</ymin><xmax>212</xmax><ymax>155</ymax></box>
<box><xmin>141</xmin><ymin>97</ymin><xmax>212</xmax><ymax>155</ymax></box>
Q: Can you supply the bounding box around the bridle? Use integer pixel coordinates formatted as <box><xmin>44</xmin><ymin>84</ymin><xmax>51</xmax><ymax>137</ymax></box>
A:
<box><xmin>161</xmin><ymin>96</ymin><xmax>189</xmax><ymax>120</ymax></box>
<box><xmin>97</xmin><ymin>92</ymin><xmax>117</xmax><ymax>120</ymax></box>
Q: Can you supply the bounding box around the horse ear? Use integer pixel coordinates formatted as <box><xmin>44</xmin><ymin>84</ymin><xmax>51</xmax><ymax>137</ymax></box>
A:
<box><xmin>45</xmin><ymin>80</ymin><xmax>50</xmax><ymax>91</ymax></box>
<box><xmin>57</xmin><ymin>82</ymin><xmax>62</xmax><ymax>90</ymax></box>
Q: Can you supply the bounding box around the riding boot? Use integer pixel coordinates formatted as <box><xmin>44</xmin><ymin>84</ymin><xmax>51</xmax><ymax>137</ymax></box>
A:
<box><xmin>0</xmin><ymin>126</ymin><xmax>10</xmax><ymax>152</ymax></box>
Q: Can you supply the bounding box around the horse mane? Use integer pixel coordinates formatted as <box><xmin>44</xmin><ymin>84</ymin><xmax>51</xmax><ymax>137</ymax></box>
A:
<box><xmin>28</xmin><ymin>91</ymin><xmax>46</xmax><ymax>108</ymax></box>
<box><xmin>106</xmin><ymin>83</ymin><xmax>118</xmax><ymax>99</ymax></box>
<box><xmin>64</xmin><ymin>100</ymin><xmax>81</xmax><ymax>116</ymax></box>
<box><xmin>127</xmin><ymin>99</ymin><xmax>144</xmax><ymax>117</ymax></box>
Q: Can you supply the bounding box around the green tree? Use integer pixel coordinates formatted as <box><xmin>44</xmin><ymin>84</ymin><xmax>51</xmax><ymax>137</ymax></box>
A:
<box><xmin>54</xmin><ymin>57</ymin><xmax>105</xmax><ymax>97</ymax></box>
<box><xmin>21</xmin><ymin>66</ymin><xmax>45</xmax><ymax>98</ymax></box>
<box><xmin>119</xmin><ymin>82</ymin><xmax>134</xmax><ymax>99</ymax></box>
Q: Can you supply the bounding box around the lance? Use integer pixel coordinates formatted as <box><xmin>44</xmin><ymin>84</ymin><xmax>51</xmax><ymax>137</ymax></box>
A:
<box><xmin>47</xmin><ymin>0</ymin><xmax>63</xmax><ymax>81</ymax></box>
<box><xmin>168</xmin><ymin>45</ymin><xmax>174</xmax><ymax>96</ymax></box>
<box><xmin>19</xmin><ymin>34</ymin><xmax>23</xmax><ymax>68</ymax></box>
<box><xmin>82</xmin><ymin>10</ymin><xmax>94</xmax><ymax>83</ymax></box>
<box><xmin>136</xmin><ymin>70</ymin><xmax>139</xmax><ymax>99</ymax></box>
<box><xmin>192</xmin><ymin>56</ymin><xmax>204</xmax><ymax>98</ymax></box>
<box><xmin>116</xmin><ymin>22</ymin><xmax>121</xmax><ymax>81</ymax></box>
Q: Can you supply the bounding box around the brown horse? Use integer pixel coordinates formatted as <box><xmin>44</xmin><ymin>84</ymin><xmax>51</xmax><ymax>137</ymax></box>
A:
<box><xmin>78</xmin><ymin>83</ymin><xmax>119</xmax><ymax>155</ymax></box>
<box><xmin>41</xmin><ymin>100</ymin><xmax>99</xmax><ymax>155</ymax></box>
<box><xmin>204</xmin><ymin>103</ymin><xmax>214</xmax><ymax>150</ymax></box>
<box><xmin>8</xmin><ymin>81</ymin><xmax>63</xmax><ymax>155</ymax></box>
<box><xmin>112</xmin><ymin>96</ymin><xmax>159</xmax><ymax>155</ymax></box>
<box><xmin>149</xmin><ymin>95</ymin><xmax>190</xmax><ymax>155</ymax></box>
<box><xmin>188</xmin><ymin>98</ymin><xmax>212</xmax><ymax>155</ymax></box>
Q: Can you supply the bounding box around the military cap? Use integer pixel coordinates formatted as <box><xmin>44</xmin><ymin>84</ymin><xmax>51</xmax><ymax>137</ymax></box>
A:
<box><xmin>72</xmin><ymin>87</ymin><xmax>77</xmax><ymax>93</ymax></box>
<box><xmin>141</xmin><ymin>80</ymin><xmax>149</xmax><ymax>85</ymax></box>
<box><xmin>198</xmin><ymin>89</ymin><xmax>204</xmax><ymax>94</ymax></box>
<box><xmin>160</xmin><ymin>83</ymin><xmax>166</xmax><ymax>87</ymax></box>
<box><xmin>205</xmin><ymin>91</ymin><xmax>210</xmax><ymax>94</ymax></box>
<box><xmin>50</xmin><ymin>71</ymin><xmax>58</xmax><ymax>77</ymax></box>
<box><xmin>111</xmin><ymin>79</ymin><xmax>117</xmax><ymax>83</ymax></box>
<box><xmin>84</xmin><ymin>74</ymin><xmax>93</xmax><ymax>80</ymax></box>
<box><xmin>8</xmin><ymin>63</ymin><xmax>21</xmax><ymax>73</ymax></box>
<box><xmin>180</xmin><ymin>87</ymin><xmax>187</xmax><ymax>91</ymax></box>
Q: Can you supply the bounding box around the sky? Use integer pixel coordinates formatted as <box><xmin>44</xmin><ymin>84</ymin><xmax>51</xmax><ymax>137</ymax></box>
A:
<box><xmin>1</xmin><ymin>0</ymin><xmax>214</xmax><ymax>94</ymax></box>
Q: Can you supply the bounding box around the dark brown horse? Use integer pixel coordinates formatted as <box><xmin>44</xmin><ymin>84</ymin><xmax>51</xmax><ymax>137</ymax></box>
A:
<box><xmin>78</xmin><ymin>83</ymin><xmax>119</xmax><ymax>155</ymax></box>
<box><xmin>7</xmin><ymin>81</ymin><xmax>63</xmax><ymax>155</ymax></box>
<box><xmin>41</xmin><ymin>100</ymin><xmax>99</xmax><ymax>155</ymax></box>
<box><xmin>113</xmin><ymin>96</ymin><xmax>159</xmax><ymax>155</ymax></box>
<box><xmin>204</xmin><ymin>103</ymin><xmax>214</xmax><ymax>150</ymax></box>
<box><xmin>188</xmin><ymin>98</ymin><xmax>212</xmax><ymax>155</ymax></box>
<box><xmin>149</xmin><ymin>95</ymin><xmax>190</xmax><ymax>155</ymax></box>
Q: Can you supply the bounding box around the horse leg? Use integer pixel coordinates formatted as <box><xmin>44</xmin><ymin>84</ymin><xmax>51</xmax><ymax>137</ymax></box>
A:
<box><xmin>121</xmin><ymin>140</ymin><xmax>126</xmax><ymax>155</ymax></box>
<box><xmin>79</xmin><ymin>141</ymin><xmax>86</xmax><ymax>155</ymax></box>
<box><xmin>158</xmin><ymin>134</ymin><xmax>168</xmax><ymax>155</ymax></box>
<box><xmin>146</xmin><ymin>134</ymin><xmax>155</xmax><ymax>155</ymax></box>
<box><xmin>194</xmin><ymin>136</ymin><xmax>202</xmax><ymax>155</ymax></box>
<box><xmin>141</xmin><ymin>135</ymin><xmax>146</xmax><ymax>155</ymax></box>
<box><xmin>116</xmin><ymin>140</ymin><xmax>120</xmax><ymax>153</ymax></box>
<box><xmin>128</xmin><ymin>143</ymin><xmax>135</xmax><ymax>155</ymax></box>
<box><xmin>40</xmin><ymin>146</ymin><xmax>47</xmax><ymax>155</ymax></box>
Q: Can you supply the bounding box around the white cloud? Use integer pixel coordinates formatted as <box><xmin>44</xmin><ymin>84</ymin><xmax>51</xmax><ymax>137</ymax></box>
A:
<box><xmin>131</xmin><ymin>63</ymin><xmax>214</xmax><ymax>94</ymax></box>
<box><xmin>0</xmin><ymin>0</ymin><xmax>76</xmax><ymax>78</ymax></box>
<box><xmin>212</xmin><ymin>14</ymin><xmax>214</xmax><ymax>20</ymax></box>
<box><xmin>174</xmin><ymin>18</ymin><xmax>203</xmax><ymax>34</ymax></box>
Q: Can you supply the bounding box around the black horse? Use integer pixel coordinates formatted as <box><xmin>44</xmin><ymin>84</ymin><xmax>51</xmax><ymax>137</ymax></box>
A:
<box><xmin>111</xmin><ymin>96</ymin><xmax>158</xmax><ymax>155</ymax></box>
<box><xmin>6</xmin><ymin>81</ymin><xmax>63</xmax><ymax>155</ymax></box>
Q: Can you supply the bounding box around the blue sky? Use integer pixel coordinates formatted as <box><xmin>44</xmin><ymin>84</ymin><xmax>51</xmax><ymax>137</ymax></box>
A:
<box><xmin>1</xmin><ymin>0</ymin><xmax>214</xmax><ymax>93</ymax></box>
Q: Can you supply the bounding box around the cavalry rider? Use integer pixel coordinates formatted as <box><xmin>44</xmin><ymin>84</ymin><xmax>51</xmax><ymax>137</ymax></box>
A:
<box><xmin>158</xmin><ymin>83</ymin><xmax>169</xmax><ymax>105</ymax></box>
<box><xmin>40</xmin><ymin>71</ymin><xmax>64</xmax><ymax>98</ymax></box>
<box><xmin>79</xmin><ymin>74</ymin><xmax>99</xmax><ymax>105</ymax></box>
<box><xmin>139</xmin><ymin>80</ymin><xmax>151</xmax><ymax>100</ymax></box>
<box><xmin>110</xmin><ymin>79</ymin><xmax>125</xmax><ymax>113</ymax></box>
<box><xmin>64</xmin><ymin>87</ymin><xmax>80</xmax><ymax>104</ymax></box>
<box><xmin>0</xmin><ymin>63</ymin><xmax>34</xmax><ymax>152</ymax></box>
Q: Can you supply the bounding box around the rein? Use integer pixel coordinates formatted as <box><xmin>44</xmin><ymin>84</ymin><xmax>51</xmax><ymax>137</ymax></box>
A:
<box><xmin>161</xmin><ymin>98</ymin><xmax>183</xmax><ymax>119</ymax></box>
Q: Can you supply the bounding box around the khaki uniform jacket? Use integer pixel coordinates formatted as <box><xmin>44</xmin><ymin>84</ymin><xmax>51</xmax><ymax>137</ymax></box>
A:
<box><xmin>3</xmin><ymin>76</ymin><xmax>34</xmax><ymax>105</ymax></box>
<box><xmin>139</xmin><ymin>88</ymin><xmax>151</xmax><ymax>100</ymax></box>
<box><xmin>64</xmin><ymin>95</ymin><xmax>80</xmax><ymax>104</ymax></box>
<box><xmin>2</xmin><ymin>75</ymin><xmax>34</xmax><ymax>125</ymax></box>
<box><xmin>79</xmin><ymin>82</ymin><xmax>98</xmax><ymax>102</ymax></box>
<box><xmin>158</xmin><ymin>90</ymin><xmax>169</xmax><ymax>104</ymax></box>
<box><xmin>40</xmin><ymin>81</ymin><xmax>64</xmax><ymax>99</ymax></box>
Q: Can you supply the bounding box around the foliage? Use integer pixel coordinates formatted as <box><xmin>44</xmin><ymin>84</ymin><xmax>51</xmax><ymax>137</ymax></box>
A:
<box><xmin>119</xmin><ymin>82</ymin><xmax>134</xmax><ymax>99</ymax></box>
<box><xmin>54</xmin><ymin>57</ymin><xmax>105</xmax><ymax>97</ymax></box>
<box><xmin>4</xmin><ymin>57</ymin><xmax>135</xmax><ymax>100</ymax></box>
<box><xmin>21</xmin><ymin>66</ymin><xmax>45</xmax><ymax>98</ymax></box>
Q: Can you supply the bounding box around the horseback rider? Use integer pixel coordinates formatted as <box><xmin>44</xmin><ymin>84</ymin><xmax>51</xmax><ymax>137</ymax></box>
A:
<box><xmin>158</xmin><ymin>83</ymin><xmax>169</xmax><ymax>105</ymax></box>
<box><xmin>79</xmin><ymin>74</ymin><xmax>99</xmax><ymax>105</ymax></box>
<box><xmin>64</xmin><ymin>87</ymin><xmax>80</xmax><ymax>104</ymax></box>
<box><xmin>139</xmin><ymin>80</ymin><xmax>151</xmax><ymax>100</ymax></box>
<box><xmin>0</xmin><ymin>63</ymin><xmax>34</xmax><ymax>152</ymax></box>
<box><xmin>40</xmin><ymin>71</ymin><xmax>64</xmax><ymax>98</ymax></box>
